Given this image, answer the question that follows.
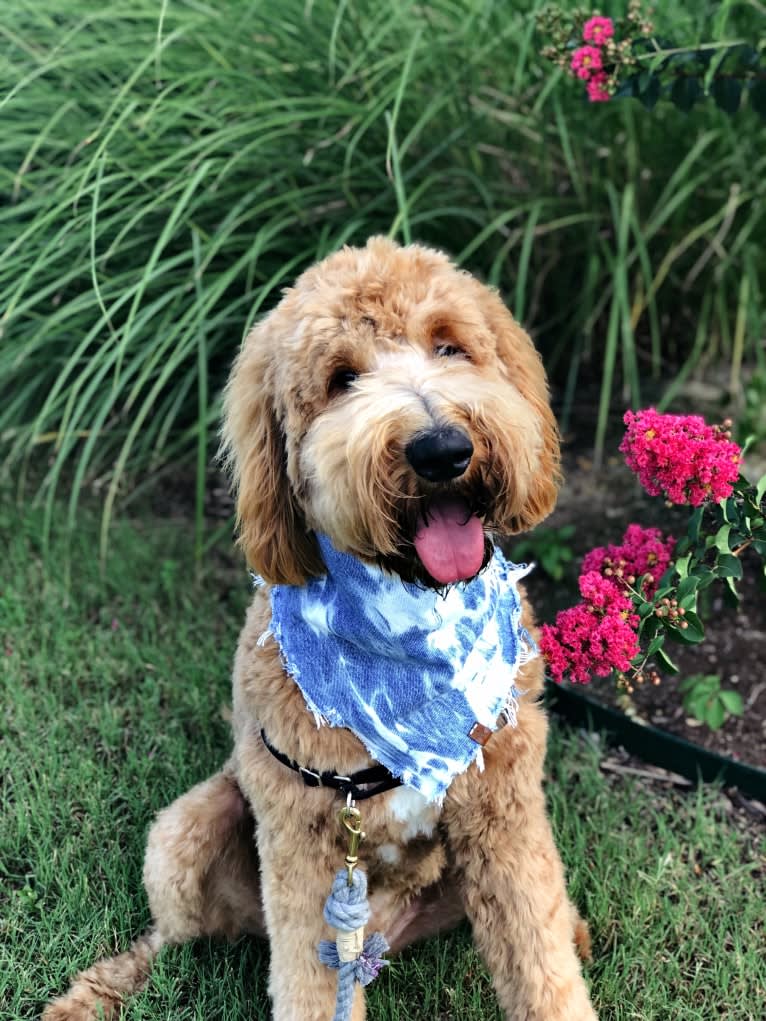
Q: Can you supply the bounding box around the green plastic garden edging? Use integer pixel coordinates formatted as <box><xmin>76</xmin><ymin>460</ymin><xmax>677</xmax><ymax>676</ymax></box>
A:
<box><xmin>544</xmin><ymin>680</ymin><xmax>766</xmax><ymax>802</ymax></box>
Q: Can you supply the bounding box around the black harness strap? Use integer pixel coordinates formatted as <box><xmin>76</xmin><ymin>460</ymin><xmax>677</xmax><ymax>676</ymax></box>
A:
<box><xmin>260</xmin><ymin>729</ymin><xmax>403</xmax><ymax>801</ymax></box>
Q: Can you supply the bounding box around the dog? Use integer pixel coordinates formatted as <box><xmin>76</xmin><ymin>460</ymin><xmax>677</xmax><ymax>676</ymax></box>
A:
<box><xmin>44</xmin><ymin>237</ymin><xmax>597</xmax><ymax>1021</ymax></box>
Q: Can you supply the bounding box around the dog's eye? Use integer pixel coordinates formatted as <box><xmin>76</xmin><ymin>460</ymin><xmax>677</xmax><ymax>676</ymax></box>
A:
<box><xmin>435</xmin><ymin>343</ymin><xmax>465</xmax><ymax>358</ymax></box>
<box><xmin>328</xmin><ymin>368</ymin><xmax>359</xmax><ymax>397</ymax></box>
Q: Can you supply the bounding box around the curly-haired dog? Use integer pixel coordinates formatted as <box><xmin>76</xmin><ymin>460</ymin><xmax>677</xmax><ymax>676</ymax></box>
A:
<box><xmin>45</xmin><ymin>238</ymin><xmax>597</xmax><ymax>1021</ymax></box>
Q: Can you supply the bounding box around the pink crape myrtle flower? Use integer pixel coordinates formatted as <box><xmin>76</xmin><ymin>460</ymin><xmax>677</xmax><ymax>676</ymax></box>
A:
<box><xmin>540</xmin><ymin>606</ymin><xmax>639</xmax><ymax>684</ymax></box>
<box><xmin>582</xmin><ymin>523</ymin><xmax>675</xmax><ymax>597</ymax></box>
<box><xmin>570</xmin><ymin>45</ymin><xmax>603</xmax><ymax>80</ymax></box>
<box><xmin>540</xmin><ymin>571</ymin><xmax>640</xmax><ymax>685</ymax></box>
<box><xmin>583</xmin><ymin>15</ymin><xmax>614</xmax><ymax>43</ymax></box>
<box><xmin>578</xmin><ymin>570</ymin><xmax>631</xmax><ymax>613</ymax></box>
<box><xmin>586</xmin><ymin>72</ymin><xmax>611</xmax><ymax>102</ymax></box>
<box><xmin>621</xmin><ymin>409</ymin><xmax>741</xmax><ymax>506</ymax></box>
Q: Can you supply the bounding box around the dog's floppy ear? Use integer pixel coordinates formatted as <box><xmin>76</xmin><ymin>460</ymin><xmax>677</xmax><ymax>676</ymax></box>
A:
<box><xmin>482</xmin><ymin>288</ymin><xmax>561</xmax><ymax>531</ymax></box>
<box><xmin>220</xmin><ymin>316</ymin><xmax>322</xmax><ymax>585</ymax></box>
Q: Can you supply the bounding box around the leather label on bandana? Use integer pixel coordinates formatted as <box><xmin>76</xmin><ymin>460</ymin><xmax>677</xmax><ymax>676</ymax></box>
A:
<box><xmin>468</xmin><ymin>722</ymin><xmax>493</xmax><ymax>746</ymax></box>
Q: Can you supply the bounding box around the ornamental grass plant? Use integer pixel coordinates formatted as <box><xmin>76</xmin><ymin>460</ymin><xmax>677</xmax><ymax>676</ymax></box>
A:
<box><xmin>1</xmin><ymin>0</ymin><xmax>765</xmax><ymax>556</ymax></box>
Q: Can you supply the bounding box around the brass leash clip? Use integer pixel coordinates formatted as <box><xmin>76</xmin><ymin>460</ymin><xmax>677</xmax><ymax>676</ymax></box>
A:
<box><xmin>338</xmin><ymin>804</ymin><xmax>364</xmax><ymax>886</ymax></box>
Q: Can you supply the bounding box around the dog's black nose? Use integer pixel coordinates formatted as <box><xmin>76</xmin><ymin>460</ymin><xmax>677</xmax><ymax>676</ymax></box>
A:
<box><xmin>405</xmin><ymin>426</ymin><xmax>474</xmax><ymax>482</ymax></box>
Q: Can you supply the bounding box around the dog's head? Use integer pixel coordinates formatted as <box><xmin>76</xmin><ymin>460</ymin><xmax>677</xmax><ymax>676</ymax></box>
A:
<box><xmin>221</xmin><ymin>237</ymin><xmax>559</xmax><ymax>587</ymax></box>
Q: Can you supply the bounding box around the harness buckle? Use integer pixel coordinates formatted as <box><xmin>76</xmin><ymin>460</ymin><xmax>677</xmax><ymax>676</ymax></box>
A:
<box><xmin>299</xmin><ymin>766</ymin><xmax>322</xmax><ymax>787</ymax></box>
<box><xmin>333</xmin><ymin>774</ymin><xmax>353</xmax><ymax>797</ymax></box>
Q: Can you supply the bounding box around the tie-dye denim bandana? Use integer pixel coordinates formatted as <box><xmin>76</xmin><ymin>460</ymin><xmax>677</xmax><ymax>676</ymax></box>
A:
<box><xmin>264</xmin><ymin>535</ymin><xmax>537</xmax><ymax>802</ymax></box>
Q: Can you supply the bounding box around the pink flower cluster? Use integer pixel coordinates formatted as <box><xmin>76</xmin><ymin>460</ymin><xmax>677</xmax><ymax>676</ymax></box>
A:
<box><xmin>540</xmin><ymin>571</ymin><xmax>639</xmax><ymax>684</ymax></box>
<box><xmin>582</xmin><ymin>523</ymin><xmax>675</xmax><ymax>597</ymax></box>
<box><xmin>570</xmin><ymin>15</ymin><xmax>614</xmax><ymax>102</ymax></box>
<box><xmin>571</xmin><ymin>45</ymin><xmax>603</xmax><ymax>79</ymax></box>
<box><xmin>620</xmin><ymin>409</ymin><xmax>742</xmax><ymax>506</ymax></box>
<box><xmin>583</xmin><ymin>15</ymin><xmax>614</xmax><ymax>43</ymax></box>
<box><xmin>540</xmin><ymin>523</ymin><xmax>674</xmax><ymax>684</ymax></box>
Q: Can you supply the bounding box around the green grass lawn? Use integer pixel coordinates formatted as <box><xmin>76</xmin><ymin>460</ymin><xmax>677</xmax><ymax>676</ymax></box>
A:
<box><xmin>2</xmin><ymin>496</ymin><xmax>764</xmax><ymax>1020</ymax></box>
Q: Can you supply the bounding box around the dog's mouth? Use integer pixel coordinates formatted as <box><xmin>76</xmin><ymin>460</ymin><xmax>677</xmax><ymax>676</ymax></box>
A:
<box><xmin>413</xmin><ymin>495</ymin><xmax>486</xmax><ymax>585</ymax></box>
<box><xmin>374</xmin><ymin>486</ymin><xmax>494</xmax><ymax>588</ymax></box>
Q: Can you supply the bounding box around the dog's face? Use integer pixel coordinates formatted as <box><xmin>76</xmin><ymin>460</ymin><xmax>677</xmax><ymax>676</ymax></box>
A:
<box><xmin>222</xmin><ymin>237</ymin><xmax>559</xmax><ymax>587</ymax></box>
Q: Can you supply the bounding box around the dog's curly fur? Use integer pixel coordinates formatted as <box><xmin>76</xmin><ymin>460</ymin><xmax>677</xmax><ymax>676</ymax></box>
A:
<box><xmin>44</xmin><ymin>238</ymin><xmax>597</xmax><ymax>1021</ymax></box>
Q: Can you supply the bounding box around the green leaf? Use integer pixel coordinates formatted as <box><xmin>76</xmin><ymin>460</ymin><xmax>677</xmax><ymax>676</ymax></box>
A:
<box><xmin>686</xmin><ymin>506</ymin><xmax>704</xmax><ymax>544</ymax></box>
<box><xmin>670</xmin><ymin>76</ymin><xmax>702</xmax><ymax>113</ymax></box>
<box><xmin>638</xmin><ymin>601</ymin><xmax>655</xmax><ymax>618</ymax></box>
<box><xmin>688</xmin><ymin>693</ymin><xmax>711</xmax><ymax>720</ymax></box>
<box><xmin>714</xmin><ymin>523</ymin><xmax>731</xmax><ymax>552</ymax></box>
<box><xmin>711</xmin><ymin>78</ymin><xmax>742</xmax><ymax>114</ymax></box>
<box><xmin>694</xmin><ymin>46</ymin><xmax>715</xmax><ymax>69</ymax></box>
<box><xmin>718</xmin><ymin>690</ymin><xmax>744</xmax><ymax>716</ymax></box>
<box><xmin>750</xmin><ymin>80</ymin><xmax>766</xmax><ymax>119</ymax></box>
<box><xmin>674</xmin><ymin>554</ymin><xmax>691</xmax><ymax>580</ymax></box>
<box><xmin>657</xmin><ymin>646</ymin><xmax>679</xmax><ymax>674</ymax></box>
<box><xmin>676</xmin><ymin>575</ymin><xmax>699</xmax><ymax>603</ymax></box>
<box><xmin>756</xmin><ymin>471</ymin><xmax>766</xmax><ymax>508</ymax></box>
<box><xmin>705</xmin><ymin>699</ymin><xmax>726</xmax><ymax>730</ymax></box>
<box><xmin>674</xmin><ymin>536</ymin><xmax>691</xmax><ymax>557</ymax></box>
<box><xmin>728</xmin><ymin>44</ymin><xmax>759</xmax><ymax>69</ymax></box>
<box><xmin>717</xmin><ymin>553</ymin><xmax>743</xmax><ymax>578</ymax></box>
<box><xmin>639</xmin><ymin>613</ymin><xmax>660</xmax><ymax>638</ymax></box>
<box><xmin>691</xmin><ymin>565</ymin><xmax>716</xmax><ymax>589</ymax></box>
<box><xmin>645</xmin><ymin>634</ymin><xmax>665</xmax><ymax>656</ymax></box>
<box><xmin>639</xmin><ymin>75</ymin><xmax>662</xmax><ymax>111</ymax></box>
<box><xmin>679</xmin><ymin>673</ymin><xmax>718</xmax><ymax>695</ymax></box>
<box><xmin>723</xmin><ymin>497</ymin><xmax>739</xmax><ymax>524</ymax></box>
<box><xmin>677</xmin><ymin>610</ymin><xmax>704</xmax><ymax>643</ymax></box>
<box><xmin>614</xmin><ymin>76</ymin><xmax>639</xmax><ymax>100</ymax></box>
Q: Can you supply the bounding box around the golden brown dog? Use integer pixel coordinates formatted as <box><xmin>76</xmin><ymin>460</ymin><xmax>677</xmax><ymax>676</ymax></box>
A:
<box><xmin>45</xmin><ymin>238</ymin><xmax>597</xmax><ymax>1021</ymax></box>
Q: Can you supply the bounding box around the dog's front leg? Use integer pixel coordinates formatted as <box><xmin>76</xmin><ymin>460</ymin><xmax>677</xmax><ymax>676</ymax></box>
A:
<box><xmin>258</xmin><ymin>825</ymin><xmax>366</xmax><ymax>1021</ymax></box>
<box><xmin>443</xmin><ymin>715</ymin><xmax>598</xmax><ymax>1021</ymax></box>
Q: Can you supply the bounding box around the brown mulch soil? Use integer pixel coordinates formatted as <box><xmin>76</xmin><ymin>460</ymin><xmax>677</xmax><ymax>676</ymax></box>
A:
<box><xmin>521</xmin><ymin>453</ymin><xmax>766</xmax><ymax>772</ymax></box>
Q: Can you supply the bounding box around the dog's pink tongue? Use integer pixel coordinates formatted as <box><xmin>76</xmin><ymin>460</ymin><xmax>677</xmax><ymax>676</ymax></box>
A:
<box><xmin>413</xmin><ymin>498</ymin><xmax>485</xmax><ymax>585</ymax></box>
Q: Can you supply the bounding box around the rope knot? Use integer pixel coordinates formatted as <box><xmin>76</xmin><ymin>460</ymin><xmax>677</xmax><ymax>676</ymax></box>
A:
<box><xmin>318</xmin><ymin>868</ymin><xmax>389</xmax><ymax>1021</ymax></box>
<box><xmin>323</xmin><ymin>869</ymin><xmax>370</xmax><ymax>931</ymax></box>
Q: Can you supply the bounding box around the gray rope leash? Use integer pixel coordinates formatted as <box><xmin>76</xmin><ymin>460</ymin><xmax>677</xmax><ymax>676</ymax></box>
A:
<box><xmin>317</xmin><ymin>805</ymin><xmax>388</xmax><ymax>1021</ymax></box>
<box><xmin>318</xmin><ymin>869</ymin><xmax>388</xmax><ymax>1021</ymax></box>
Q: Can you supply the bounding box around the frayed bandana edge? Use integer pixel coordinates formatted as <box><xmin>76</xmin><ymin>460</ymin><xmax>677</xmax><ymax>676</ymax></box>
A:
<box><xmin>259</xmin><ymin>536</ymin><xmax>538</xmax><ymax>800</ymax></box>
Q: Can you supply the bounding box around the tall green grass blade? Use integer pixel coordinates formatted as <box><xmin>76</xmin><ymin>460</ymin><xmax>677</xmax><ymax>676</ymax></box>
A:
<box><xmin>193</xmin><ymin>228</ymin><xmax>208</xmax><ymax>573</ymax></box>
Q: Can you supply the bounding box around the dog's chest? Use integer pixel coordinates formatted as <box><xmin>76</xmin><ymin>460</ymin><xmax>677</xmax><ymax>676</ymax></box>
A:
<box><xmin>372</xmin><ymin>786</ymin><xmax>442</xmax><ymax>865</ymax></box>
